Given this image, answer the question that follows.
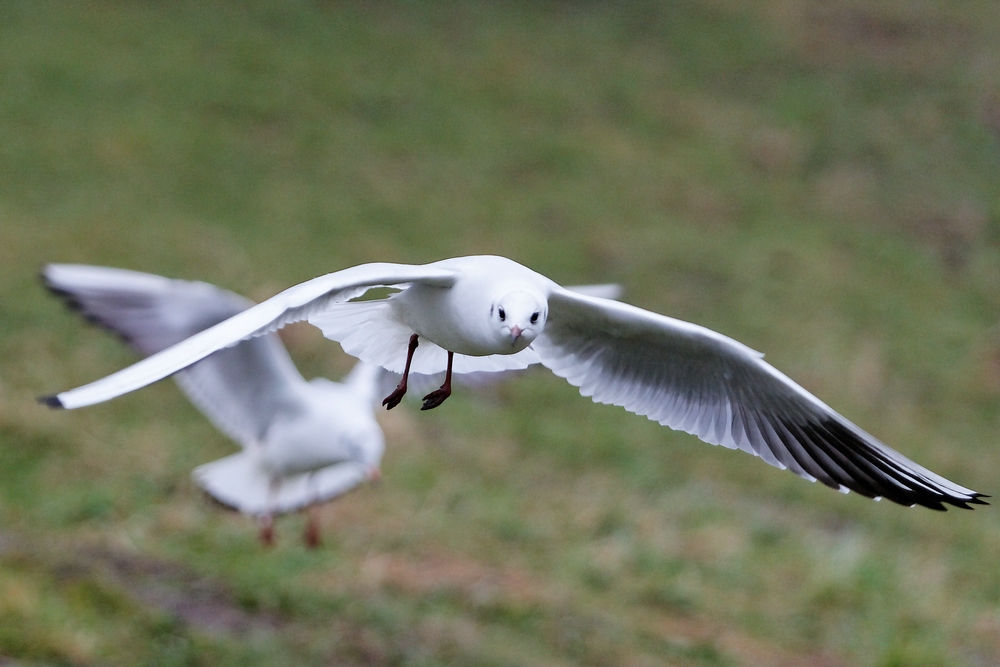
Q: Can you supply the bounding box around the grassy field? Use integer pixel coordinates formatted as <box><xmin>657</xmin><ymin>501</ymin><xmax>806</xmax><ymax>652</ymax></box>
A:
<box><xmin>2</xmin><ymin>1</ymin><xmax>1000</xmax><ymax>665</ymax></box>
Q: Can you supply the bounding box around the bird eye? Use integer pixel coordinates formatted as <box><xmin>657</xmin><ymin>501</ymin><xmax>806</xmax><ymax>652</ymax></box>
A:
<box><xmin>498</xmin><ymin>307</ymin><xmax>505</xmax><ymax>321</ymax></box>
<box><xmin>530</xmin><ymin>312</ymin><xmax>539</xmax><ymax>324</ymax></box>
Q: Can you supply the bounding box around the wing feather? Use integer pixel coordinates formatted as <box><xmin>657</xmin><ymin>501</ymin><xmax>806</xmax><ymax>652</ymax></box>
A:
<box><xmin>43</xmin><ymin>262</ymin><xmax>457</xmax><ymax>409</ymax></box>
<box><xmin>42</xmin><ymin>264</ymin><xmax>306</xmax><ymax>445</ymax></box>
<box><xmin>534</xmin><ymin>287</ymin><xmax>986</xmax><ymax>510</ymax></box>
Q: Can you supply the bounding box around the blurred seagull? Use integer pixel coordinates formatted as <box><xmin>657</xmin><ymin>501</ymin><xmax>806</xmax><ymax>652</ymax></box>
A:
<box><xmin>42</xmin><ymin>255</ymin><xmax>987</xmax><ymax>511</ymax></box>
<box><xmin>43</xmin><ymin>264</ymin><xmax>386</xmax><ymax>547</ymax></box>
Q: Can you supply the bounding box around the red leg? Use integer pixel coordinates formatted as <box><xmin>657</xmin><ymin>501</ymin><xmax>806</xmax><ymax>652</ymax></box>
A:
<box><xmin>259</xmin><ymin>514</ymin><xmax>275</xmax><ymax>547</ymax></box>
<box><xmin>302</xmin><ymin>474</ymin><xmax>321</xmax><ymax>549</ymax></box>
<box><xmin>258</xmin><ymin>477</ymin><xmax>278</xmax><ymax>547</ymax></box>
<box><xmin>303</xmin><ymin>507</ymin><xmax>321</xmax><ymax>549</ymax></box>
<box><xmin>382</xmin><ymin>334</ymin><xmax>419</xmax><ymax>409</ymax></box>
<box><xmin>421</xmin><ymin>351</ymin><xmax>453</xmax><ymax>410</ymax></box>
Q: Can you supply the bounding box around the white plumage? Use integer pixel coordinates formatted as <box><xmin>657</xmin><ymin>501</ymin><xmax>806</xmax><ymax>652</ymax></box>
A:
<box><xmin>43</xmin><ymin>255</ymin><xmax>986</xmax><ymax>511</ymax></box>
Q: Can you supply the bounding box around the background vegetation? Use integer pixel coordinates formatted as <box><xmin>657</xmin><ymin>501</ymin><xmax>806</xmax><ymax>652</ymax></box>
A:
<box><xmin>2</xmin><ymin>1</ymin><xmax>1000</xmax><ymax>664</ymax></box>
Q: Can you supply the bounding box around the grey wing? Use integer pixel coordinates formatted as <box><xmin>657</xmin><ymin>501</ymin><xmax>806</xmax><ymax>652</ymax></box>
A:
<box><xmin>43</xmin><ymin>264</ymin><xmax>305</xmax><ymax>445</ymax></box>
<box><xmin>564</xmin><ymin>283</ymin><xmax>624</xmax><ymax>300</ymax></box>
<box><xmin>533</xmin><ymin>288</ymin><xmax>986</xmax><ymax>511</ymax></box>
<box><xmin>42</xmin><ymin>262</ymin><xmax>458</xmax><ymax>410</ymax></box>
<box><xmin>44</xmin><ymin>264</ymin><xmax>256</xmax><ymax>354</ymax></box>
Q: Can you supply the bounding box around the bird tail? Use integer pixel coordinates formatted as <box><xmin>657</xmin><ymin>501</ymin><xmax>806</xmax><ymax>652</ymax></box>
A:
<box><xmin>192</xmin><ymin>452</ymin><xmax>372</xmax><ymax>516</ymax></box>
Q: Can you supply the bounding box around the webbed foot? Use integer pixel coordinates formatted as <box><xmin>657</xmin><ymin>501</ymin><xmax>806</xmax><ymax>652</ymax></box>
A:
<box><xmin>382</xmin><ymin>384</ymin><xmax>407</xmax><ymax>410</ymax></box>
<box><xmin>420</xmin><ymin>386</ymin><xmax>452</xmax><ymax>410</ymax></box>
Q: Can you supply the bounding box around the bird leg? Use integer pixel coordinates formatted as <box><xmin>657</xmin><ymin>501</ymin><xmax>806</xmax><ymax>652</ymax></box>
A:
<box><xmin>258</xmin><ymin>477</ymin><xmax>278</xmax><ymax>547</ymax></box>
<box><xmin>421</xmin><ymin>351</ymin><xmax>453</xmax><ymax>410</ymax></box>
<box><xmin>382</xmin><ymin>334</ymin><xmax>419</xmax><ymax>409</ymax></box>
<box><xmin>303</xmin><ymin>473</ymin><xmax>321</xmax><ymax>549</ymax></box>
<box><xmin>303</xmin><ymin>507</ymin><xmax>321</xmax><ymax>549</ymax></box>
<box><xmin>258</xmin><ymin>514</ymin><xmax>275</xmax><ymax>547</ymax></box>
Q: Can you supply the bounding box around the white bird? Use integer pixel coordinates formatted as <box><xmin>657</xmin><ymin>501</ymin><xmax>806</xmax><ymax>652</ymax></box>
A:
<box><xmin>43</xmin><ymin>264</ymin><xmax>386</xmax><ymax>547</ymax></box>
<box><xmin>42</xmin><ymin>255</ymin><xmax>986</xmax><ymax>511</ymax></box>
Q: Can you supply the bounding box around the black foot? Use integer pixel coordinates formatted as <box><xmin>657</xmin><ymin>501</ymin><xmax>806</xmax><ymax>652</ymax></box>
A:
<box><xmin>420</xmin><ymin>387</ymin><xmax>451</xmax><ymax>411</ymax></box>
<box><xmin>382</xmin><ymin>384</ymin><xmax>407</xmax><ymax>410</ymax></box>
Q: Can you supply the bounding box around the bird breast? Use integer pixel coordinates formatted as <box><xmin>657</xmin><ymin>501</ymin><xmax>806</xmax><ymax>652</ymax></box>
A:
<box><xmin>392</xmin><ymin>283</ymin><xmax>511</xmax><ymax>356</ymax></box>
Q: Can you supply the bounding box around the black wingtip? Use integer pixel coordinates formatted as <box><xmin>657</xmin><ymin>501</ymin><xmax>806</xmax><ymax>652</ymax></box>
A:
<box><xmin>967</xmin><ymin>494</ymin><xmax>991</xmax><ymax>507</ymax></box>
<box><xmin>37</xmin><ymin>394</ymin><xmax>65</xmax><ymax>409</ymax></box>
<box><xmin>941</xmin><ymin>494</ymin><xmax>990</xmax><ymax>511</ymax></box>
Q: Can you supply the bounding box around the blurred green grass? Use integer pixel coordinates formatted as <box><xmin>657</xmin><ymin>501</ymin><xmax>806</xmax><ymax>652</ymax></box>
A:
<box><xmin>2</xmin><ymin>0</ymin><xmax>1000</xmax><ymax>664</ymax></box>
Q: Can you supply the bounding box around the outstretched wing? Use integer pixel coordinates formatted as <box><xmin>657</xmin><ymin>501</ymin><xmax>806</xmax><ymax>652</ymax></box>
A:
<box><xmin>43</xmin><ymin>264</ymin><xmax>305</xmax><ymax>445</ymax></box>
<box><xmin>533</xmin><ymin>288</ymin><xmax>986</xmax><ymax>511</ymax></box>
<box><xmin>42</xmin><ymin>262</ymin><xmax>457</xmax><ymax>410</ymax></box>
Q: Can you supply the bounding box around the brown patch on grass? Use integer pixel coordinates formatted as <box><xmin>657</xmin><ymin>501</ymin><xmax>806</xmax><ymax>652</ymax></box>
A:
<box><xmin>356</xmin><ymin>552</ymin><xmax>555</xmax><ymax>608</ymax></box>
<box><xmin>748</xmin><ymin>126</ymin><xmax>809</xmax><ymax>175</ymax></box>
<box><xmin>87</xmin><ymin>547</ymin><xmax>283</xmax><ymax>635</ymax></box>
<box><xmin>796</xmin><ymin>2</ymin><xmax>971</xmax><ymax>71</ymax></box>
<box><xmin>649</xmin><ymin>613</ymin><xmax>846</xmax><ymax>667</ymax></box>
<box><xmin>906</xmin><ymin>200</ymin><xmax>988</xmax><ymax>271</ymax></box>
<box><xmin>319</xmin><ymin>545</ymin><xmax>853</xmax><ymax>666</ymax></box>
<box><xmin>2</xmin><ymin>533</ymin><xmax>282</xmax><ymax>636</ymax></box>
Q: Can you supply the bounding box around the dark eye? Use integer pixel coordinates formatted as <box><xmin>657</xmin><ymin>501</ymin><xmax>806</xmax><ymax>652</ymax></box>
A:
<box><xmin>498</xmin><ymin>307</ymin><xmax>505</xmax><ymax>321</ymax></box>
<box><xmin>530</xmin><ymin>312</ymin><xmax>539</xmax><ymax>324</ymax></box>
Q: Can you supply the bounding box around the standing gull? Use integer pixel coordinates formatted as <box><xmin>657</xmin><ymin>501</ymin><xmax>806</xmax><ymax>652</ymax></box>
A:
<box><xmin>42</xmin><ymin>255</ymin><xmax>987</xmax><ymax>511</ymax></box>
<box><xmin>43</xmin><ymin>264</ymin><xmax>385</xmax><ymax>547</ymax></box>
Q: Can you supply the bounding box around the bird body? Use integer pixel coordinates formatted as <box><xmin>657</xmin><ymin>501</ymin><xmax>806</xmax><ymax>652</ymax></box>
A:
<box><xmin>253</xmin><ymin>376</ymin><xmax>382</xmax><ymax>478</ymax></box>
<box><xmin>192</xmin><ymin>365</ymin><xmax>384</xmax><ymax>522</ymax></box>
<box><xmin>394</xmin><ymin>282</ymin><xmax>502</xmax><ymax>357</ymax></box>
<box><xmin>43</xmin><ymin>256</ymin><xmax>987</xmax><ymax>511</ymax></box>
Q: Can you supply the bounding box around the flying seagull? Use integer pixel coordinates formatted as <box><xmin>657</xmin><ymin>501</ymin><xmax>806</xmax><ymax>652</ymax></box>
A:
<box><xmin>41</xmin><ymin>255</ymin><xmax>986</xmax><ymax>511</ymax></box>
<box><xmin>43</xmin><ymin>264</ymin><xmax>386</xmax><ymax>547</ymax></box>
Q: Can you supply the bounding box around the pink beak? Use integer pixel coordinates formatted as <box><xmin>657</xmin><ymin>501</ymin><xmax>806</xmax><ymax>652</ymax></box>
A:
<box><xmin>510</xmin><ymin>325</ymin><xmax>523</xmax><ymax>340</ymax></box>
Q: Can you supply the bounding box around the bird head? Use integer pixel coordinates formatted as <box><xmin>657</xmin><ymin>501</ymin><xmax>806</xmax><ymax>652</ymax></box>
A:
<box><xmin>492</xmin><ymin>289</ymin><xmax>546</xmax><ymax>349</ymax></box>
